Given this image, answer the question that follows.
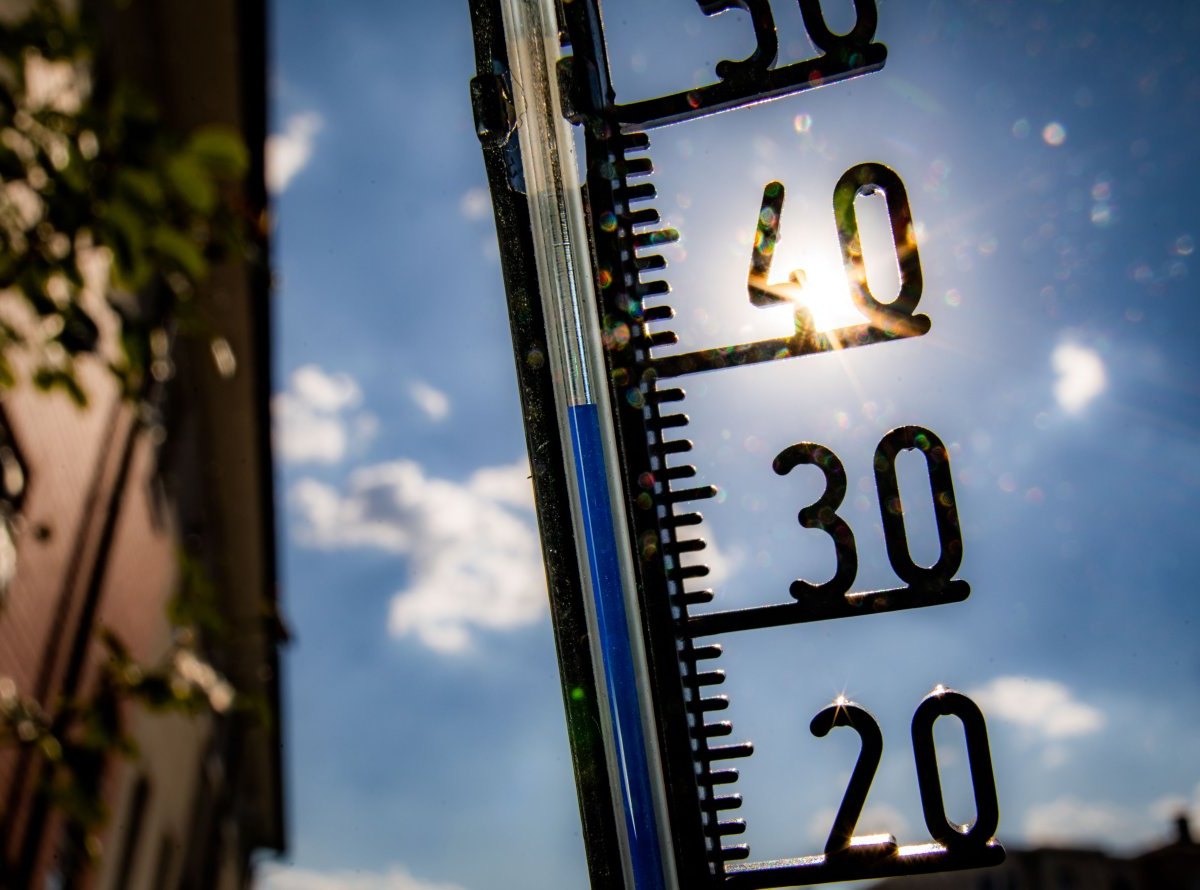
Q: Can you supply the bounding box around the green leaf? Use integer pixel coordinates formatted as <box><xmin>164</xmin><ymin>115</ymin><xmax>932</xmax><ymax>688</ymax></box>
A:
<box><xmin>53</xmin><ymin>143</ymin><xmax>88</xmax><ymax>194</ymax></box>
<box><xmin>38</xmin><ymin>735</ymin><xmax>62</xmax><ymax>762</ymax></box>
<box><xmin>128</xmin><ymin>674</ymin><xmax>174</xmax><ymax>709</ymax></box>
<box><xmin>150</xmin><ymin>226</ymin><xmax>207</xmax><ymax>282</ymax></box>
<box><xmin>101</xmin><ymin>200</ymin><xmax>150</xmax><ymax>289</ymax></box>
<box><xmin>165</xmin><ymin>153</ymin><xmax>216</xmax><ymax>214</ymax></box>
<box><xmin>114</xmin><ymin>168</ymin><xmax>164</xmax><ymax>209</ymax></box>
<box><xmin>33</xmin><ymin>365</ymin><xmax>88</xmax><ymax>407</ymax></box>
<box><xmin>98</xmin><ymin>628</ymin><xmax>130</xmax><ymax>661</ymax></box>
<box><xmin>113</xmin><ymin>326</ymin><xmax>148</xmax><ymax>396</ymax></box>
<box><xmin>187</xmin><ymin>125</ymin><xmax>248</xmax><ymax>179</ymax></box>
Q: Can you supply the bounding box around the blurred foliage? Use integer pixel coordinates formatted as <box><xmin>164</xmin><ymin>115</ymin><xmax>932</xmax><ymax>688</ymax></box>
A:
<box><xmin>0</xmin><ymin>546</ymin><xmax>253</xmax><ymax>860</ymax></box>
<box><xmin>0</xmin><ymin>0</ymin><xmax>258</xmax><ymax>870</ymax></box>
<box><xmin>0</xmin><ymin>600</ymin><xmax>242</xmax><ymax>856</ymax></box>
<box><xmin>1</xmin><ymin>0</ymin><xmax>252</xmax><ymax>404</ymax></box>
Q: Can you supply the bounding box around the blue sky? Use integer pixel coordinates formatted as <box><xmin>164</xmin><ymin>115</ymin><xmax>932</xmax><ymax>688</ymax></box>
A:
<box><xmin>259</xmin><ymin>2</ymin><xmax>1200</xmax><ymax>888</ymax></box>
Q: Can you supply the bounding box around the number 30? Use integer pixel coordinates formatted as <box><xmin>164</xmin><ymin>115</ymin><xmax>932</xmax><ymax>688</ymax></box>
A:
<box><xmin>773</xmin><ymin>425</ymin><xmax>963</xmax><ymax>599</ymax></box>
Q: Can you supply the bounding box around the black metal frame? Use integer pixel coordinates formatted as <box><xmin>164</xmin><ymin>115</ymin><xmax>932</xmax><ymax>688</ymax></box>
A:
<box><xmin>468</xmin><ymin>4</ymin><xmax>626</xmax><ymax>885</ymax></box>
<box><xmin>586</xmin><ymin>0</ymin><xmax>886</xmax><ymax>130</ymax></box>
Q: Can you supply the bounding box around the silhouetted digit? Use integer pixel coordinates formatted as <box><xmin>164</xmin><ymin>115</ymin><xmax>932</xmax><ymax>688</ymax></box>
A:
<box><xmin>748</xmin><ymin>181</ymin><xmax>787</xmax><ymax>307</ymax></box>
<box><xmin>745</xmin><ymin>180</ymin><xmax>818</xmax><ymax>343</ymax></box>
<box><xmin>833</xmin><ymin>163</ymin><xmax>930</xmax><ymax>337</ymax></box>
<box><xmin>810</xmin><ymin>699</ymin><xmax>883</xmax><ymax>854</ymax></box>
<box><xmin>695</xmin><ymin>0</ymin><xmax>779</xmax><ymax>79</ymax></box>
<box><xmin>911</xmin><ymin>688</ymin><xmax>1000</xmax><ymax>851</ymax></box>
<box><xmin>873</xmin><ymin>426</ymin><xmax>962</xmax><ymax>589</ymax></box>
<box><xmin>773</xmin><ymin>443</ymin><xmax>857</xmax><ymax>600</ymax></box>
<box><xmin>798</xmin><ymin>0</ymin><xmax>878</xmax><ymax>53</ymax></box>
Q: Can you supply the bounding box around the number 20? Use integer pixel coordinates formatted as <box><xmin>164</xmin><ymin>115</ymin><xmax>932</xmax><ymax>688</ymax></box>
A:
<box><xmin>811</xmin><ymin>687</ymin><xmax>1000</xmax><ymax>855</ymax></box>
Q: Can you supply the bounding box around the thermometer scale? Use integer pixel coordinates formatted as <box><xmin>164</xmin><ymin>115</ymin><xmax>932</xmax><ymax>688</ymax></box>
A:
<box><xmin>468</xmin><ymin>2</ymin><xmax>1005</xmax><ymax>886</ymax></box>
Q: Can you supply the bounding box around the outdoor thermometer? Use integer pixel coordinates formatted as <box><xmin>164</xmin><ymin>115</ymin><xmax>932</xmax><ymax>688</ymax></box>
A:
<box><xmin>467</xmin><ymin>0</ymin><xmax>1005</xmax><ymax>886</ymax></box>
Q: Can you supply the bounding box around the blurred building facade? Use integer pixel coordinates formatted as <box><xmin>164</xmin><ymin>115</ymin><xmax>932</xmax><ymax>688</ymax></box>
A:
<box><xmin>869</xmin><ymin>816</ymin><xmax>1200</xmax><ymax>890</ymax></box>
<box><xmin>0</xmin><ymin>1</ymin><xmax>283</xmax><ymax>888</ymax></box>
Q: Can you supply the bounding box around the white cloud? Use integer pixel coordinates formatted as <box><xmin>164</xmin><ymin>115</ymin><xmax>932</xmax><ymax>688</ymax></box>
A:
<box><xmin>266</xmin><ymin>111</ymin><xmax>324</xmax><ymax>194</ymax></box>
<box><xmin>273</xmin><ymin>398</ymin><xmax>347</xmax><ymax>464</ymax></box>
<box><xmin>969</xmin><ymin>676</ymin><xmax>1105</xmax><ymax>740</ymax></box>
<box><xmin>293</xmin><ymin>365</ymin><xmax>361</xmax><ymax>412</ymax></box>
<box><xmin>459</xmin><ymin>187</ymin><xmax>491</xmax><ymax>221</ymax></box>
<box><xmin>258</xmin><ymin>864</ymin><xmax>465</xmax><ymax>890</ymax></box>
<box><xmin>1024</xmin><ymin>796</ymin><xmax>1164</xmax><ymax>851</ymax></box>
<box><xmin>290</xmin><ymin>458</ymin><xmax>545</xmax><ymax>653</ymax></box>
<box><xmin>409</xmin><ymin>381</ymin><xmax>451</xmax><ymax>422</ymax></box>
<box><xmin>469</xmin><ymin>462</ymin><xmax>535</xmax><ymax>508</ymax></box>
<box><xmin>1025</xmin><ymin>782</ymin><xmax>1200</xmax><ymax>852</ymax></box>
<box><xmin>354</xmin><ymin>412</ymin><xmax>380</xmax><ymax>443</ymax></box>
<box><xmin>1052</xmin><ymin>342</ymin><xmax>1106</xmax><ymax>413</ymax></box>
<box><xmin>272</xmin><ymin>365</ymin><xmax>373</xmax><ymax>464</ymax></box>
<box><xmin>1151</xmin><ymin>780</ymin><xmax>1200</xmax><ymax>829</ymax></box>
<box><xmin>1040</xmin><ymin>744</ymin><xmax>1070</xmax><ymax>770</ymax></box>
